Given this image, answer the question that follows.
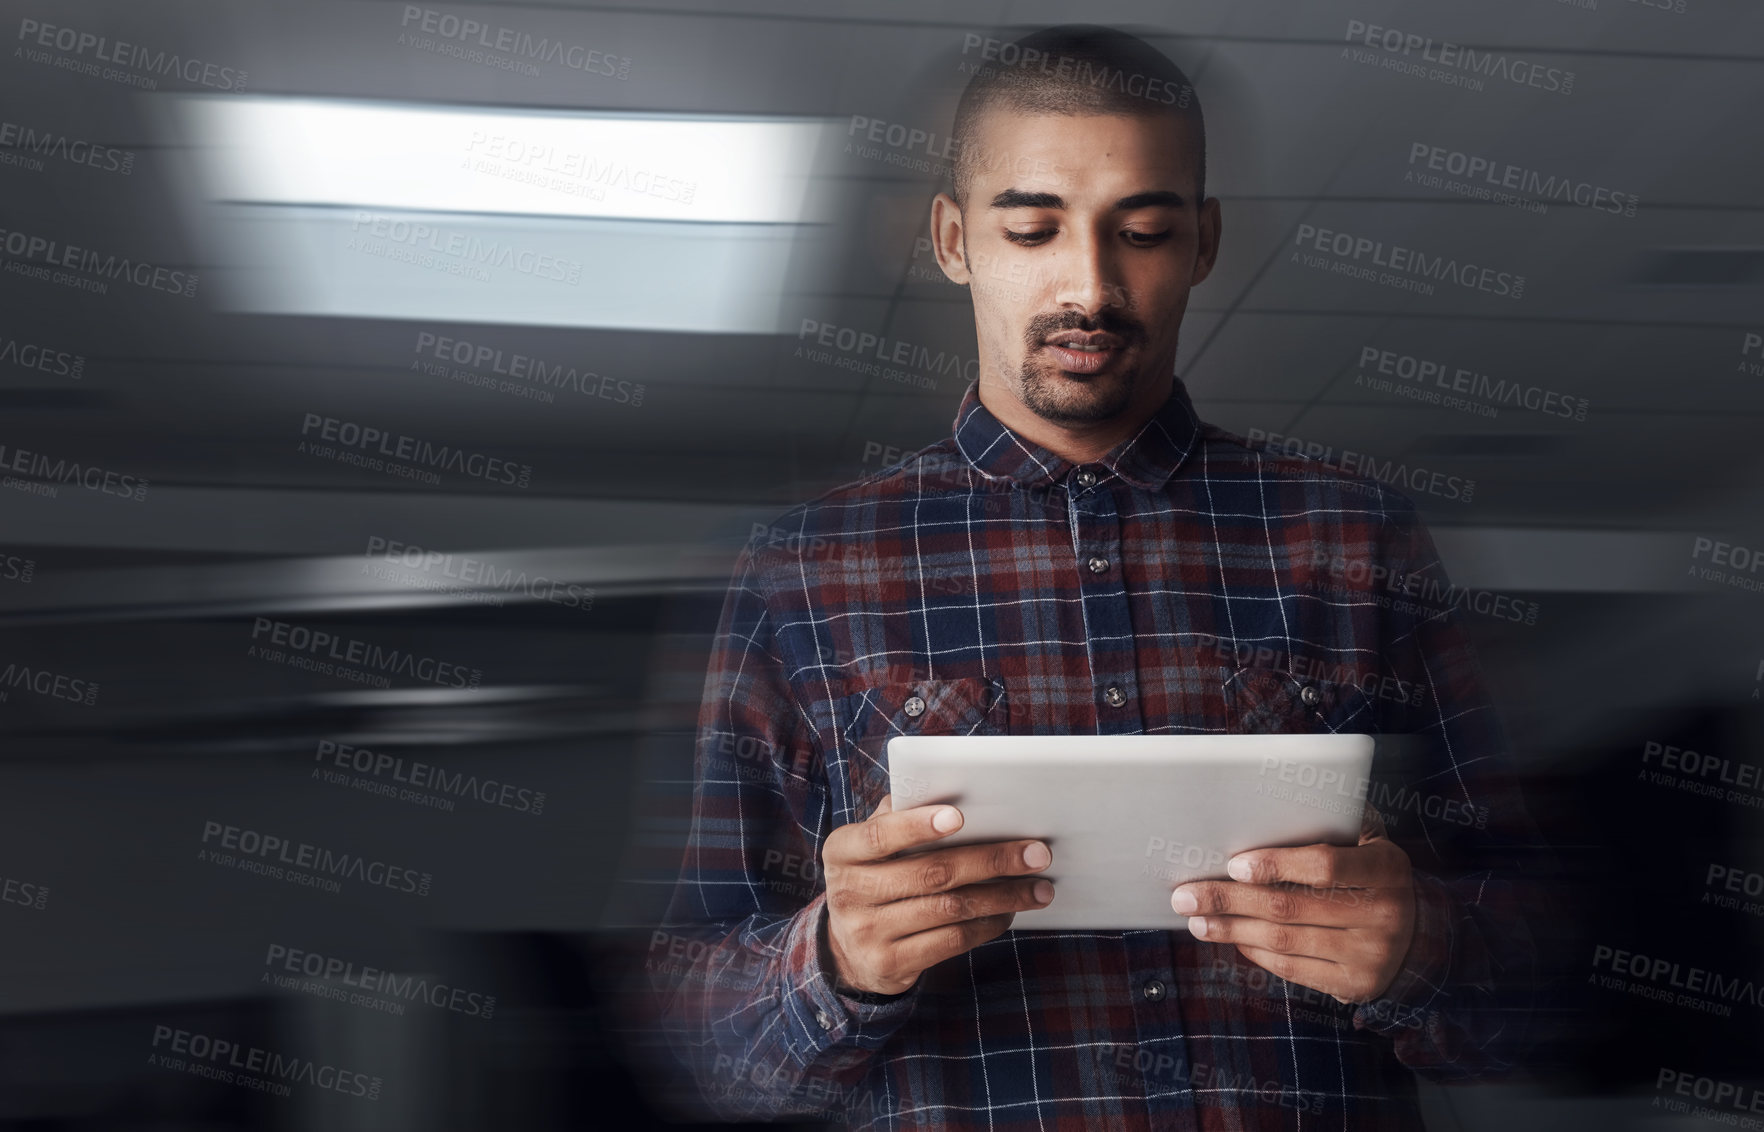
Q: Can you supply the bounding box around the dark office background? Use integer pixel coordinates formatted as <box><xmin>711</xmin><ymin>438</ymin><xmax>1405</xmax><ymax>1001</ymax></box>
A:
<box><xmin>1</xmin><ymin>0</ymin><xmax>1761</xmax><ymax>1128</ymax></box>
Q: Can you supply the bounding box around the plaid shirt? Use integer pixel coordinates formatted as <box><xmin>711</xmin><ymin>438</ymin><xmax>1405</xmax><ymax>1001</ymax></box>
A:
<box><xmin>650</xmin><ymin>377</ymin><xmax>1538</xmax><ymax>1130</ymax></box>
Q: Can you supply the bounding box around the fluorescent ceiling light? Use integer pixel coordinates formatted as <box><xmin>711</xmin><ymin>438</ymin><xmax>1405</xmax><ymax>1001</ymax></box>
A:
<box><xmin>174</xmin><ymin>95</ymin><xmax>834</xmax><ymax>225</ymax></box>
<box><xmin>162</xmin><ymin>96</ymin><xmax>841</xmax><ymax>332</ymax></box>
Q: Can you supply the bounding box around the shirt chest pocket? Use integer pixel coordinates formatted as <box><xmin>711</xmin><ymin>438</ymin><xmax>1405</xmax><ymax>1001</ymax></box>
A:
<box><xmin>1221</xmin><ymin>663</ymin><xmax>1375</xmax><ymax>736</ymax></box>
<box><xmin>835</xmin><ymin>676</ymin><xmax>1008</xmax><ymax>816</ymax></box>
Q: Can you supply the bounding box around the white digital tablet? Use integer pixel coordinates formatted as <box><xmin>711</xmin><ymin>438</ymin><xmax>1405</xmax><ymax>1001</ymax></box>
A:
<box><xmin>886</xmin><ymin>734</ymin><xmax>1375</xmax><ymax>931</ymax></box>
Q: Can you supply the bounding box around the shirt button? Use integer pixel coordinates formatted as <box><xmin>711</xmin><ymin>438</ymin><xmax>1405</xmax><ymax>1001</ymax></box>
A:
<box><xmin>1075</xmin><ymin>469</ymin><xmax>1097</xmax><ymax>489</ymax></box>
<box><xmin>1142</xmin><ymin>979</ymin><xmax>1167</xmax><ymax>1002</ymax></box>
<box><xmin>1299</xmin><ymin>685</ymin><xmax>1320</xmax><ymax>707</ymax></box>
<box><xmin>1103</xmin><ymin>685</ymin><xmax>1127</xmax><ymax>708</ymax></box>
<box><xmin>903</xmin><ymin>695</ymin><xmax>926</xmax><ymax>717</ymax></box>
<box><xmin>1087</xmin><ymin>556</ymin><xmax>1109</xmax><ymax>574</ymax></box>
<box><xmin>815</xmin><ymin>1009</ymin><xmax>834</xmax><ymax>1030</ymax></box>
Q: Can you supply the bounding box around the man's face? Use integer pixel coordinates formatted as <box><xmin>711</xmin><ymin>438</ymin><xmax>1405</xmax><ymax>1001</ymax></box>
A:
<box><xmin>932</xmin><ymin>110</ymin><xmax>1219</xmax><ymax>427</ymax></box>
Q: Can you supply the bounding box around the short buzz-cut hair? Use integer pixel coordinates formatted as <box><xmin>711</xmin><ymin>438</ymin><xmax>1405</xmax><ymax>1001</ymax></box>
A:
<box><xmin>949</xmin><ymin>24</ymin><xmax>1206</xmax><ymax>210</ymax></box>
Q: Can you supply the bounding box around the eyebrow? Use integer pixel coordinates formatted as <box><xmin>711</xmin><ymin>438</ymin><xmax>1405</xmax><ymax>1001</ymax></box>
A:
<box><xmin>989</xmin><ymin>189</ymin><xmax>1188</xmax><ymax>211</ymax></box>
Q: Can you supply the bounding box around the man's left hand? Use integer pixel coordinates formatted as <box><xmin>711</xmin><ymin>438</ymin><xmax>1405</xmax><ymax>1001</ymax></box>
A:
<box><xmin>1171</xmin><ymin>829</ymin><xmax>1416</xmax><ymax>1004</ymax></box>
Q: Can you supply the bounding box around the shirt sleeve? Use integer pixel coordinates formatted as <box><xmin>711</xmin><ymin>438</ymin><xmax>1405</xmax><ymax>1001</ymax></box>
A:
<box><xmin>648</xmin><ymin>537</ymin><xmax>918</xmax><ymax>1120</ymax></box>
<box><xmin>1348</xmin><ymin>494</ymin><xmax>1543</xmax><ymax>1079</ymax></box>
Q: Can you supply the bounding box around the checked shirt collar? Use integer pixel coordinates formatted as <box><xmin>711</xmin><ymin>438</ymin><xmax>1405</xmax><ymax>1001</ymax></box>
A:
<box><xmin>950</xmin><ymin>377</ymin><xmax>1205</xmax><ymax>492</ymax></box>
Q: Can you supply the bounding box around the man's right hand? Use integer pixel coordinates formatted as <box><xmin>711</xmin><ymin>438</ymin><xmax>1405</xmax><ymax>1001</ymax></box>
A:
<box><xmin>821</xmin><ymin>793</ymin><xmax>1054</xmax><ymax>996</ymax></box>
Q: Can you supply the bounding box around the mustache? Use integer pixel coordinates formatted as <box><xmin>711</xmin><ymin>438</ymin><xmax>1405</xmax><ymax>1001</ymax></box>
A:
<box><xmin>1023</xmin><ymin>308</ymin><xmax>1145</xmax><ymax>348</ymax></box>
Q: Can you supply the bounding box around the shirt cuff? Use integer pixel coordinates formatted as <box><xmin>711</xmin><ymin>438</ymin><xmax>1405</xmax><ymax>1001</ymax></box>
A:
<box><xmin>779</xmin><ymin>893</ymin><xmax>919</xmax><ymax>1067</ymax></box>
<box><xmin>1353</xmin><ymin>868</ymin><xmax>1454</xmax><ymax>1037</ymax></box>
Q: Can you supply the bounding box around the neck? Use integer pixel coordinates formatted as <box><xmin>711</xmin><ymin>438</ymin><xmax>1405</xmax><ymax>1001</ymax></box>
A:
<box><xmin>975</xmin><ymin>374</ymin><xmax>1175</xmax><ymax>465</ymax></box>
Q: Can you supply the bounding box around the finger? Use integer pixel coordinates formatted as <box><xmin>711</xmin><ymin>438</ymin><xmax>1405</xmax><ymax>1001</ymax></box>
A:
<box><xmin>873</xmin><ymin>793</ymin><xmax>894</xmax><ymax>817</ymax></box>
<box><xmin>1359</xmin><ymin>801</ymin><xmax>1388</xmax><ymax>842</ymax></box>
<box><xmin>860</xmin><ymin>839</ymin><xmax>1052</xmax><ymax>903</ymax></box>
<box><xmin>825</xmin><ymin>802</ymin><xmax>965</xmax><ymax>865</ymax></box>
<box><xmin>1226</xmin><ymin>841</ymin><xmax>1404</xmax><ymax>890</ymax></box>
<box><xmin>1233</xmin><ymin>944</ymin><xmax>1354</xmax><ymax>1000</ymax></box>
<box><xmin>1173</xmin><ymin>880</ymin><xmax>1369</xmax><ymax>927</ymax></box>
<box><xmin>884</xmin><ymin>878</ymin><xmax>1053</xmax><ymax>937</ymax></box>
<box><xmin>1187</xmin><ymin>913</ymin><xmax>1347</xmax><ymax>961</ymax></box>
<box><xmin>891</xmin><ymin>912</ymin><xmax>1016</xmax><ymax>972</ymax></box>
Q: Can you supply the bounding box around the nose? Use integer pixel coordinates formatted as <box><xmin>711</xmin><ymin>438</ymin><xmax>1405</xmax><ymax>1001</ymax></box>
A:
<box><xmin>1050</xmin><ymin>226</ymin><xmax>1118</xmax><ymax>319</ymax></box>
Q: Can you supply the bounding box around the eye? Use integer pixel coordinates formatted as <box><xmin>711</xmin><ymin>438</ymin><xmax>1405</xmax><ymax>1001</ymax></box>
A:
<box><xmin>1003</xmin><ymin>229</ymin><xmax>1054</xmax><ymax>246</ymax></box>
<box><xmin>1124</xmin><ymin>230</ymin><xmax>1172</xmax><ymax>247</ymax></box>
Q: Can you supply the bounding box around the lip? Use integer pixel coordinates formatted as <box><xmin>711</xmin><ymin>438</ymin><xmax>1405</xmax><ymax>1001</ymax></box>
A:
<box><xmin>1043</xmin><ymin>330</ymin><xmax>1123</xmax><ymax>349</ymax></box>
<box><xmin>1040</xmin><ymin>334</ymin><xmax>1122</xmax><ymax>375</ymax></box>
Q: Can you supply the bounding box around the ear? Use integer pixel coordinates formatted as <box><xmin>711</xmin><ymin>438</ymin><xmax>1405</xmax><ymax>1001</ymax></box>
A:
<box><xmin>1190</xmin><ymin>196</ymin><xmax>1222</xmax><ymax>287</ymax></box>
<box><xmin>929</xmin><ymin>192</ymin><xmax>971</xmax><ymax>286</ymax></box>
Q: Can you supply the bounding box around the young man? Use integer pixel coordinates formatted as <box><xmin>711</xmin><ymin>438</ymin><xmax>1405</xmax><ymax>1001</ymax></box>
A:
<box><xmin>652</xmin><ymin>24</ymin><xmax>1537</xmax><ymax>1130</ymax></box>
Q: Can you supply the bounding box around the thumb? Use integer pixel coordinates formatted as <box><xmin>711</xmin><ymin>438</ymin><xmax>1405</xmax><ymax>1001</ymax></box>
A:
<box><xmin>1359</xmin><ymin>801</ymin><xmax>1389</xmax><ymax>844</ymax></box>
